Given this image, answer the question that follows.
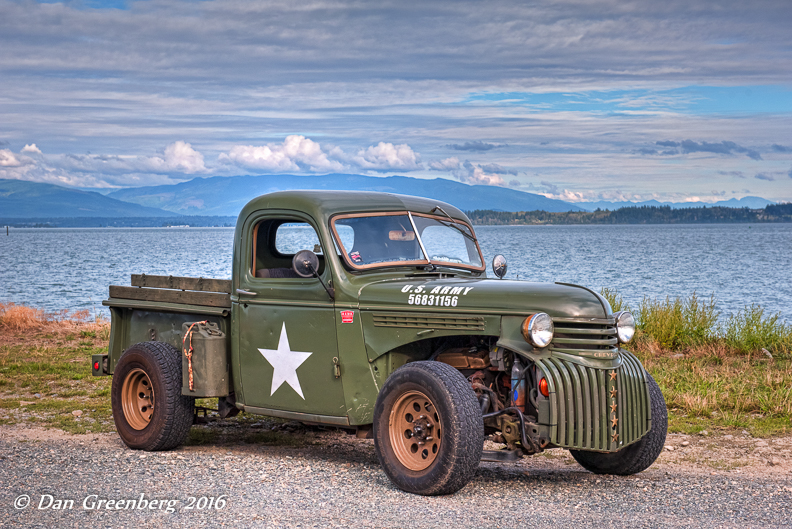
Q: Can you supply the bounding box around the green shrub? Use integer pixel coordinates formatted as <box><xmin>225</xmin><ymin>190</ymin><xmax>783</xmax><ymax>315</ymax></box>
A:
<box><xmin>600</xmin><ymin>287</ymin><xmax>629</xmax><ymax>312</ymax></box>
<box><xmin>635</xmin><ymin>293</ymin><xmax>718</xmax><ymax>350</ymax></box>
<box><xmin>721</xmin><ymin>305</ymin><xmax>792</xmax><ymax>357</ymax></box>
<box><xmin>601</xmin><ymin>287</ymin><xmax>792</xmax><ymax>357</ymax></box>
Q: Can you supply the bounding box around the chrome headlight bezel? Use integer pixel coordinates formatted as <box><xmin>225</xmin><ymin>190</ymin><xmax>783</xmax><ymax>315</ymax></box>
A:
<box><xmin>614</xmin><ymin>311</ymin><xmax>636</xmax><ymax>344</ymax></box>
<box><xmin>521</xmin><ymin>312</ymin><xmax>554</xmax><ymax>348</ymax></box>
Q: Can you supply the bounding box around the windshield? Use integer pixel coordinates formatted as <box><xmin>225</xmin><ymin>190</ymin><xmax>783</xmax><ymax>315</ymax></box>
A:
<box><xmin>331</xmin><ymin>212</ymin><xmax>484</xmax><ymax>271</ymax></box>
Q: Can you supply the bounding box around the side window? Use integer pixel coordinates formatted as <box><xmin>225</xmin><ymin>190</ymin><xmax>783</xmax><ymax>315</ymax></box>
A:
<box><xmin>275</xmin><ymin>223</ymin><xmax>323</xmax><ymax>255</ymax></box>
<box><xmin>251</xmin><ymin>220</ymin><xmax>325</xmax><ymax>279</ymax></box>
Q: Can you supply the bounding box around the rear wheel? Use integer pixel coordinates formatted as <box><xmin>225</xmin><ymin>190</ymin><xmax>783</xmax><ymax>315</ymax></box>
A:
<box><xmin>111</xmin><ymin>342</ymin><xmax>194</xmax><ymax>451</ymax></box>
<box><xmin>570</xmin><ymin>371</ymin><xmax>667</xmax><ymax>475</ymax></box>
<box><xmin>374</xmin><ymin>361</ymin><xmax>483</xmax><ymax>495</ymax></box>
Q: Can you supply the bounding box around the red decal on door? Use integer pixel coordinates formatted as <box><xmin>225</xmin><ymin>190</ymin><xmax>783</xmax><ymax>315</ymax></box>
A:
<box><xmin>340</xmin><ymin>310</ymin><xmax>354</xmax><ymax>324</ymax></box>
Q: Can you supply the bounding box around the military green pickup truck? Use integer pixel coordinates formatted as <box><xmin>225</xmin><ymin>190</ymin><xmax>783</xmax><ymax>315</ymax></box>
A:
<box><xmin>96</xmin><ymin>190</ymin><xmax>666</xmax><ymax>495</ymax></box>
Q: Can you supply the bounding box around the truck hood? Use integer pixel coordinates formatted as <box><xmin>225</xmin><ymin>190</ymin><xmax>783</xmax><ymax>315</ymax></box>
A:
<box><xmin>357</xmin><ymin>277</ymin><xmax>611</xmax><ymax>319</ymax></box>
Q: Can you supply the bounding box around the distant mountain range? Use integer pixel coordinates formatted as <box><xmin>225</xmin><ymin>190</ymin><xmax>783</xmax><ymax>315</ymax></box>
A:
<box><xmin>576</xmin><ymin>197</ymin><xmax>774</xmax><ymax>211</ymax></box>
<box><xmin>1</xmin><ymin>175</ymin><xmax>778</xmax><ymax>220</ymax></box>
<box><xmin>106</xmin><ymin>173</ymin><xmax>585</xmax><ymax>215</ymax></box>
<box><xmin>0</xmin><ymin>178</ymin><xmax>175</xmax><ymax>218</ymax></box>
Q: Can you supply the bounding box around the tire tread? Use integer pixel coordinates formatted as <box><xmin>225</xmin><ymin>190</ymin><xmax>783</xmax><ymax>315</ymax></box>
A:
<box><xmin>374</xmin><ymin>361</ymin><xmax>483</xmax><ymax>495</ymax></box>
<box><xmin>112</xmin><ymin>341</ymin><xmax>194</xmax><ymax>451</ymax></box>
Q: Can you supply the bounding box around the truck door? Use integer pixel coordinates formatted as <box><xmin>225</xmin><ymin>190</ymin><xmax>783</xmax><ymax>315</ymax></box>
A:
<box><xmin>233</xmin><ymin>213</ymin><xmax>346</xmax><ymax>421</ymax></box>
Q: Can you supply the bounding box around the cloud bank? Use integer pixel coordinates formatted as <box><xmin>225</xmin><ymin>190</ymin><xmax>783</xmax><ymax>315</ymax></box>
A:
<box><xmin>1</xmin><ymin>137</ymin><xmax>427</xmax><ymax>188</ymax></box>
<box><xmin>654</xmin><ymin>140</ymin><xmax>762</xmax><ymax>160</ymax></box>
<box><xmin>0</xmin><ymin>0</ymin><xmax>790</xmax><ymax>201</ymax></box>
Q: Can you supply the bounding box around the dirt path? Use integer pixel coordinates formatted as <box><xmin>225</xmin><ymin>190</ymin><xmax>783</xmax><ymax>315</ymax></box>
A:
<box><xmin>3</xmin><ymin>424</ymin><xmax>791</xmax><ymax>479</ymax></box>
<box><xmin>2</xmin><ymin>424</ymin><xmax>791</xmax><ymax>528</ymax></box>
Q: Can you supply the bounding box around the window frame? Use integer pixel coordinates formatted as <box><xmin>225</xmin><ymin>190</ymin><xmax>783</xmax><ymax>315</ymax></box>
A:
<box><xmin>249</xmin><ymin>216</ymin><xmax>327</xmax><ymax>280</ymax></box>
<box><xmin>330</xmin><ymin>210</ymin><xmax>485</xmax><ymax>272</ymax></box>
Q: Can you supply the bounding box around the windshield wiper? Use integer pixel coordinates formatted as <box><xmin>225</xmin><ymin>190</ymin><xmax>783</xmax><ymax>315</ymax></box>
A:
<box><xmin>431</xmin><ymin>206</ymin><xmax>477</xmax><ymax>242</ymax></box>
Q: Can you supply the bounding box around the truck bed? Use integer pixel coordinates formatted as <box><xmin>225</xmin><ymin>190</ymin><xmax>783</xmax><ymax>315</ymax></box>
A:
<box><xmin>102</xmin><ymin>274</ymin><xmax>233</xmax><ymax>375</ymax></box>
<box><xmin>106</xmin><ymin>274</ymin><xmax>232</xmax><ymax>309</ymax></box>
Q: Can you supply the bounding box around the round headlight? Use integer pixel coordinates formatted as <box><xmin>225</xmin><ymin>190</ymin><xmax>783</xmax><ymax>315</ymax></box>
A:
<box><xmin>521</xmin><ymin>313</ymin><xmax>554</xmax><ymax>348</ymax></box>
<box><xmin>614</xmin><ymin>311</ymin><xmax>635</xmax><ymax>344</ymax></box>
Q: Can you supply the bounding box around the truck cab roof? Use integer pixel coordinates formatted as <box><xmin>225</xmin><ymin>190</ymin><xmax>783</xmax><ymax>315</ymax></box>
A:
<box><xmin>236</xmin><ymin>190</ymin><xmax>471</xmax><ymax>225</ymax></box>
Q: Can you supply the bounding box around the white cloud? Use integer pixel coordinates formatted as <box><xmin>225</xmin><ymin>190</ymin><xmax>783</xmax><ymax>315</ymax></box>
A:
<box><xmin>160</xmin><ymin>141</ymin><xmax>205</xmax><ymax>173</ymax></box>
<box><xmin>21</xmin><ymin>144</ymin><xmax>42</xmax><ymax>154</ymax></box>
<box><xmin>353</xmin><ymin>142</ymin><xmax>422</xmax><ymax>171</ymax></box>
<box><xmin>451</xmin><ymin>160</ymin><xmax>505</xmax><ymax>186</ymax></box>
<box><xmin>219</xmin><ymin>135</ymin><xmax>345</xmax><ymax>172</ymax></box>
<box><xmin>46</xmin><ymin>141</ymin><xmax>208</xmax><ymax>177</ymax></box>
<box><xmin>428</xmin><ymin>157</ymin><xmax>461</xmax><ymax>171</ymax></box>
<box><xmin>220</xmin><ymin>137</ymin><xmax>422</xmax><ymax>173</ymax></box>
<box><xmin>551</xmin><ymin>189</ymin><xmax>598</xmax><ymax>203</ymax></box>
<box><xmin>430</xmin><ymin>159</ymin><xmax>506</xmax><ymax>186</ymax></box>
<box><xmin>0</xmin><ymin>149</ymin><xmax>29</xmax><ymax>167</ymax></box>
<box><xmin>0</xmin><ymin>141</ymin><xmax>210</xmax><ymax>188</ymax></box>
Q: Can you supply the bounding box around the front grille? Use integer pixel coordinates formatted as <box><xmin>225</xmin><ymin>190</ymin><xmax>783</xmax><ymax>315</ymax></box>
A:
<box><xmin>372</xmin><ymin>312</ymin><xmax>485</xmax><ymax>331</ymax></box>
<box><xmin>535</xmin><ymin>352</ymin><xmax>650</xmax><ymax>452</ymax></box>
<box><xmin>550</xmin><ymin>317</ymin><xmax>618</xmax><ymax>358</ymax></box>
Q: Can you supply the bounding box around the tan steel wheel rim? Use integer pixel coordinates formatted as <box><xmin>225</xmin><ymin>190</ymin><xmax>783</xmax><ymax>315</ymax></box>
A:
<box><xmin>389</xmin><ymin>390</ymin><xmax>441</xmax><ymax>471</ymax></box>
<box><xmin>121</xmin><ymin>368</ymin><xmax>155</xmax><ymax>430</ymax></box>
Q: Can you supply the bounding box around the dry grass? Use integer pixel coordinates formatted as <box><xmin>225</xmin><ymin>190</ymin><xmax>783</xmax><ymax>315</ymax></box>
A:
<box><xmin>0</xmin><ymin>302</ymin><xmax>109</xmax><ymax>345</ymax></box>
<box><xmin>0</xmin><ymin>302</ymin><xmax>112</xmax><ymax>434</ymax></box>
<box><xmin>638</xmin><ymin>351</ymin><xmax>792</xmax><ymax>437</ymax></box>
<box><xmin>0</xmin><ymin>302</ymin><xmax>57</xmax><ymax>331</ymax></box>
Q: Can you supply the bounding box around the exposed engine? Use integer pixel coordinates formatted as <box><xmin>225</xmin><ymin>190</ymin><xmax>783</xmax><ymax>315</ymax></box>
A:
<box><xmin>434</xmin><ymin>340</ymin><xmax>545</xmax><ymax>455</ymax></box>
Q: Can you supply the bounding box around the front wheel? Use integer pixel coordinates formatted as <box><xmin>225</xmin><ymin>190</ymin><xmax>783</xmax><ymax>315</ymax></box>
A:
<box><xmin>373</xmin><ymin>361</ymin><xmax>483</xmax><ymax>495</ymax></box>
<box><xmin>570</xmin><ymin>371</ymin><xmax>667</xmax><ymax>475</ymax></box>
<box><xmin>111</xmin><ymin>341</ymin><xmax>194</xmax><ymax>451</ymax></box>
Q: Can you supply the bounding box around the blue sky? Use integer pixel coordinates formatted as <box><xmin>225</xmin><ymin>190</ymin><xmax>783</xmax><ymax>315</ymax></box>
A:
<box><xmin>1</xmin><ymin>0</ymin><xmax>790</xmax><ymax>203</ymax></box>
<box><xmin>464</xmin><ymin>86</ymin><xmax>792</xmax><ymax>115</ymax></box>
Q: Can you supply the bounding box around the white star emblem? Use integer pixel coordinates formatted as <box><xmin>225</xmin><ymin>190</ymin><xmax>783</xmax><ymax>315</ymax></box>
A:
<box><xmin>257</xmin><ymin>323</ymin><xmax>313</xmax><ymax>399</ymax></box>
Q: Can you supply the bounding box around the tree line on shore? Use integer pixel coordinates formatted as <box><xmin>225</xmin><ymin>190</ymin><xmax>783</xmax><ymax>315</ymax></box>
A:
<box><xmin>467</xmin><ymin>203</ymin><xmax>792</xmax><ymax>225</ymax></box>
<box><xmin>3</xmin><ymin>204</ymin><xmax>792</xmax><ymax>228</ymax></box>
<box><xmin>0</xmin><ymin>216</ymin><xmax>237</xmax><ymax>228</ymax></box>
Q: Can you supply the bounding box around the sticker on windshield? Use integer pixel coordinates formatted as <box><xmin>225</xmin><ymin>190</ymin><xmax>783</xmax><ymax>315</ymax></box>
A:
<box><xmin>401</xmin><ymin>284</ymin><xmax>474</xmax><ymax>307</ymax></box>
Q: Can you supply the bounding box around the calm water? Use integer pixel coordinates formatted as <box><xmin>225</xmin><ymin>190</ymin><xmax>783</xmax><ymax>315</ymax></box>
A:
<box><xmin>1</xmin><ymin>224</ymin><xmax>790</xmax><ymax>322</ymax></box>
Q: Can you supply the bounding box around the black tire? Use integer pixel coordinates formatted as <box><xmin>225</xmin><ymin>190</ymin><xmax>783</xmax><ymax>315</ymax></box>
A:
<box><xmin>373</xmin><ymin>361</ymin><xmax>483</xmax><ymax>495</ymax></box>
<box><xmin>111</xmin><ymin>341</ymin><xmax>194</xmax><ymax>451</ymax></box>
<box><xmin>570</xmin><ymin>371</ymin><xmax>667</xmax><ymax>475</ymax></box>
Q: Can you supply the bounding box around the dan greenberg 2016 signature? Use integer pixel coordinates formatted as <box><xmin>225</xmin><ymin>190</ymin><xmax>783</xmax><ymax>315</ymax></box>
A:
<box><xmin>13</xmin><ymin>493</ymin><xmax>228</xmax><ymax>513</ymax></box>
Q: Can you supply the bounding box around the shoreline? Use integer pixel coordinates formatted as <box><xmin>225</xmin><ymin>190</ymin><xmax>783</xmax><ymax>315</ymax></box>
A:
<box><xmin>467</xmin><ymin>203</ymin><xmax>792</xmax><ymax>225</ymax></box>
<box><xmin>1</xmin><ymin>301</ymin><xmax>790</xmax><ymax>440</ymax></box>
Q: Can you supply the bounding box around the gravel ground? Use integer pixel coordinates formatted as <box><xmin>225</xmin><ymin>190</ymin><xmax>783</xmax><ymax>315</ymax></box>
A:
<box><xmin>2</xmin><ymin>423</ymin><xmax>791</xmax><ymax>528</ymax></box>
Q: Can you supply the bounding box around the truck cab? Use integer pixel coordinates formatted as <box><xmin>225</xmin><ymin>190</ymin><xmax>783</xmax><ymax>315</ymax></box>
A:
<box><xmin>99</xmin><ymin>190</ymin><xmax>667</xmax><ymax>495</ymax></box>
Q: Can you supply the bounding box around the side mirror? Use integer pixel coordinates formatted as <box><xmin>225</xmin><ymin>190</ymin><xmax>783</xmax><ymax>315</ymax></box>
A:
<box><xmin>293</xmin><ymin>250</ymin><xmax>335</xmax><ymax>300</ymax></box>
<box><xmin>492</xmin><ymin>254</ymin><xmax>507</xmax><ymax>279</ymax></box>
<box><xmin>292</xmin><ymin>250</ymin><xmax>320</xmax><ymax>278</ymax></box>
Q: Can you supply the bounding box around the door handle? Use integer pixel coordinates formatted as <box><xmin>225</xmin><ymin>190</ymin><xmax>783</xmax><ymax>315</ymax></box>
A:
<box><xmin>236</xmin><ymin>289</ymin><xmax>257</xmax><ymax>296</ymax></box>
